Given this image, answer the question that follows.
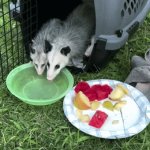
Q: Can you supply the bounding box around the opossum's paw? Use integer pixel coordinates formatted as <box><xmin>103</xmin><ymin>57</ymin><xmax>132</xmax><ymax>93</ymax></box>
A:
<box><xmin>66</xmin><ymin>66</ymin><xmax>84</xmax><ymax>74</ymax></box>
<box><xmin>83</xmin><ymin>55</ymin><xmax>89</xmax><ymax>65</ymax></box>
<box><xmin>84</xmin><ymin>36</ymin><xmax>95</xmax><ymax>57</ymax></box>
<box><xmin>84</xmin><ymin>45</ymin><xmax>93</xmax><ymax>57</ymax></box>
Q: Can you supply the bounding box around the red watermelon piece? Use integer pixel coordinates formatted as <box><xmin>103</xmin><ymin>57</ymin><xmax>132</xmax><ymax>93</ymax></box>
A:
<box><xmin>74</xmin><ymin>81</ymin><xmax>113</xmax><ymax>101</ymax></box>
<box><xmin>74</xmin><ymin>81</ymin><xmax>90</xmax><ymax>93</ymax></box>
<box><xmin>91</xmin><ymin>84</ymin><xmax>113</xmax><ymax>100</ymax></box>
<box><xmin>84</xmin><ymin>88</ymin><xmax>97</xmax><ymax>101</ymax></box>
<box><xmin>96</xmin><ymin>90</ymin><xmax>108</xmax><ymax>100</ymax></box>
<box><xmin>101</xmin><ymin>84</ymin><xmax>113</xmax><ymax>93</ymax></box>
<box><xmin>89</xmin><ymin>110</ymin><xmax>108</xmax><ymax>128</ymax></box>
<box><xmin>90</xmin><ymin>85</ymin><xmax>102</xmax><ymax>91</ymax></box>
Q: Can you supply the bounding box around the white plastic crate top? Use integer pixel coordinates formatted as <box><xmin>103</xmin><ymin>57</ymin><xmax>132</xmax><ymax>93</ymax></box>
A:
<box><xmin>94</xmin><ymin>0</ymin><xmax>150</xmax><ymax>50</ymax></box>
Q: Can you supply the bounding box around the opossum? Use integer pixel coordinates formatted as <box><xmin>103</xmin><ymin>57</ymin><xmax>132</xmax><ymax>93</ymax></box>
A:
<box><xmin>46</xmin><ymin>1</ymin><xmax>95</xmax><ymax>80</ymax></box>
<box><xmin>30</xmin><ymin>18</ymin><xmax>63</xmax><ymax>75</ymax></box>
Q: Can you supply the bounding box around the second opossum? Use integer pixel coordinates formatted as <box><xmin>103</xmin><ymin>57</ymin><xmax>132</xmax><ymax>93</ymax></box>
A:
<box><xmin>30</xmin><ymin>18</ymin><xmax>63</xmax><ymax>75</ymax></box>
<box><xmin>46</xmin><ymin>1</ymin><xmax>95</xmax><ymax>80</ymax></box>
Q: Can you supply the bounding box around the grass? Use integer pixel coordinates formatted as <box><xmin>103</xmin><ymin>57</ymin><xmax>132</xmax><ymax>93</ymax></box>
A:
<box><xmin>0</xmin><ymin>3</ymin><xmax>150</xmax><ymax>150</ymax></box>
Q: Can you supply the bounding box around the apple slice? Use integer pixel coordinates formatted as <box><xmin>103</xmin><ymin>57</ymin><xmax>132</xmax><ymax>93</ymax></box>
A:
<box><xmin>80</xmin><ymin>114</ymin><xmax>90</xmax><ymax>123</ymax></box>
<box><xmin>76</xmin><ymin>109</ymin><xmax>90</xmax><ymax>123</ymax></box>
<box><xmin>113</xmin><ymin>101</ymin><xmax>127</xmax><ymax>110</ymax></box>
<box><xmin>112</xmin><ymin>120</ymin><xmax>119</xmax><ymax>124</ymax></box>
<box><xmin>74</xmin><ymin>91</ymin><xmax>91</xmax><ymax>110</ymax></box>
<box><xmin>109</xmin><ymin>84</ymin><xmax>129</xmax><ymax>101</ymax></box>
<box><xmin>91</xmin><ymin>101</ymin><xmax>100</xmax><ymax>110</ymax></box>
<box><xmin>76</xmin><ymin>109</ymin><xmax>83</xmax><ymax>119</ymax></box>
<box><xmin>102</xmin><ymin>100</ymin><xmax>114</xmax><ymax>111</ymax></box>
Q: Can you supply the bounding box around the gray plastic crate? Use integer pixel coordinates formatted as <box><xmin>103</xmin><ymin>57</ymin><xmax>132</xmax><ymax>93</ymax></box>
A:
<box><xmin>94</xmin><ymin>0</ymin><xmax>150</xmax><ymax>50</ymax></box>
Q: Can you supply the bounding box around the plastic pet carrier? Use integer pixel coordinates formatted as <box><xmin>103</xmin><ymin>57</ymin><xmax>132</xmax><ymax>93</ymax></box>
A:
<box><xmin>85</xmin><ymin>0</ymin><xmax>150</xmax><ymax>71</ymax></box>
<box><xmin>0</xmin><ymin>0</ymin><xmax>150</xmax><ymax>83</ymax></box>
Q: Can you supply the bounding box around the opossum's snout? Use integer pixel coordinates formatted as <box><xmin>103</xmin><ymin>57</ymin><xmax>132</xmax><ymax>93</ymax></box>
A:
<box><xmin>34</xmin><ymin>64</ymin><xmax>46</xmax><ymax>75</ymax></box>
<box><xmin>47</xmin><ymin>76</ymin><xmax>53</xmax><ymax>81</ymax></box>
<box><xmin>47</xmin><ymin>74</ymin><xmax>57</xmax><ymax>81</ymax></box>
<box><xmin>46</xmin><ymin>64</ymin><xmax>60</xmax><ymax>81</ymax></box>
<box><xmin>37</xmin><ymin>70</ymin><xmax>43</xmax><ymax>75</ymax></box>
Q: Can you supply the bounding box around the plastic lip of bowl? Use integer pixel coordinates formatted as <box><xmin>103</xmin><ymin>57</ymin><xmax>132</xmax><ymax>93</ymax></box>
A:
<box><xmin>6</xmin><ymin>63</ymin><xmax>74</xmax><ymax>105</ymax></box>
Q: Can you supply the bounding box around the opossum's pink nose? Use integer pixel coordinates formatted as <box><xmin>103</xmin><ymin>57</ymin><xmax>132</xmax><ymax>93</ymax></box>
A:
<box><xmin>37</xmin><ymin>69</ymin><xmax>44</xmax><ymax>75</ymax></box>
<box><xmin>37</xmin><ymin>72</ymin><xmax>42</xmax><ymax>75</ymax></box>
<box><xmin>47</xmin><ymin>76</ymin><xmax>54</xmax><ymax>80</ymax></box>
<box><xmin>47</xmin><ymin>76</ymin><xmax>52</xmax><ymax>80</ymax></box>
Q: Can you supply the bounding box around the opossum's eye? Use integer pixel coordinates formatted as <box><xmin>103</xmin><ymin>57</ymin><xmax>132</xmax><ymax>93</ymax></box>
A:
<box><xmin>31</xmin><ymin>48</ymin><xmax>35</xmax><ymax>54</ymax></box>
<box><xmin>47</xmin><ymin>62</ymin><xmax>50</xmax><ymax>68</ymax></box>
<box><xmin>29</xmin><ymin>43</ymin><xmax>35</xmax><ymax>54</ymax></box>
<box><xmin>34</xmin><ymin>63</ymin><xmax>38</xmax><ymax>68</ymax></box>
<box><xmin>41</xmin><ymin>64</ymin><xmax>45</xmax><ymax>68</ymax></box>
<box><xmin>55</xmin><ymin>64</ymin><xmax>60</xmax><ymax>70</ymax></box>
<box><xmin>30</xmin><ymin>58</ymin><xmax>33</xmax><ymax>61</ymax></box>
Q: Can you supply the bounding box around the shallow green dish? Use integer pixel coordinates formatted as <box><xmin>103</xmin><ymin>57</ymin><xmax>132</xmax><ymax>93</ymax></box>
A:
<box><xmin>6</xmin><ymin>63</ymin><xmax>74</xmax><ymax>105</ymax></box>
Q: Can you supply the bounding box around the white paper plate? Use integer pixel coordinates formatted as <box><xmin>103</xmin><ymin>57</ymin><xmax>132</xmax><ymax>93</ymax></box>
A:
<box><xmin>63</xmin><ymin>79</ymin><xmax>150</xmax><ymax>139</ymax></box>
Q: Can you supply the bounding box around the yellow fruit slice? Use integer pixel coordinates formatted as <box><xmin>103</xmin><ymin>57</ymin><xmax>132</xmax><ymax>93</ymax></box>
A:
<box><xmin>91</xmin><ymin>101</ymin><xmax>100</xmax><ymax>110</ymax></box>
<box><xmin>113</xmin><ymin>101</ymin><xmax>127</xmax><ymax>110</ymax></box>
<box><xmin>112</xmin><ymin>120</ymin><xmax>119</xmax><ymax>124</ymax></box>
<box><xmin>109</xmin><ymin>88</ymin><xmax>124</xmax><ymax>101</ymax></box>
<box><xmin>75</xmin><ymin>109</ymin><xmax>90</xmax><ymax>123</ymax></box>
<box><xmin>103</xmin><ymin>101</ymin><xmax>114</xmax><ymax>111</ymax></box>
<box><xmin>76</xmin><ymin>109</ymin><xmax>83</xmax><ymax>119</ymax></box>
<box><xmin>80</xmin><ymin>114</ymin><xmax>90</xmax><ymax>123</ymax></box>
<box><xmin>117</xmin><ymin>84</ymin><xmax>129</xmax><ymax>94</ymax></box>
<box><xmin>109</xmin><ymin>84</ymin><xmax>128</xmax><ymax>101</ymax></box>
<box><xmin>74</xmin><ymin>91</ymin><xmax>91</xmax><ymax>110</ymax></box>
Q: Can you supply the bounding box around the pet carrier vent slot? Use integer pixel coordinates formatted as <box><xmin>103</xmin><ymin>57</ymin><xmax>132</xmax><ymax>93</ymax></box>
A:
<box><xmin>121</xmin><ymin>10</ymin><xmax>125</xmax><ymax>17</ymax></box>
<box><xmin>131</xmin><ymin>2</ymin><xmax>134</xmax><ymax>9</ymax></box>
<box><xmin>121</xmin><ymin>0</ymin><xmax>145</xmax><ymax>17</ymax></box>
<box><xmin>128</xmin><ymin>7</ymin><xmax>131</xmax><ymax>15</ymax></box>
<box><xmin>127</xmin><ymin>0</ymin><xmax>130</xmax><ymax>3</ymax></box>
<box><xmin>124</xmin><ymin>2</ymin><xmax>127</xmax><ymax>10</ymax></box>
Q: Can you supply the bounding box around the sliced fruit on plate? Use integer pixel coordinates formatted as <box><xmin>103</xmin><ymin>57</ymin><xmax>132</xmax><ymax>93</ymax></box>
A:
<box><xmin>89</xmin><ymin>110</ymin><xmax>108</xmax><ymax>128</ymax></box>
<box><xmin>91</xmin><ymin>101</ymin><xmax>100</xmax><ymax>110</ymax></box>
<box><xmin>76</xmin><ymin>109</ymin><xmax>90</xmax><ymax>123</ymax></box>
<box><xmin>76</xmin><ymin>109</ymin><xmax>83</xmax><ymax>119</ymax></box>
<box><xmin>100</xmin><ymin>84</ymin><xmax>113</xmax><ymax>93</ymax></box>
<box><xmin>89</xmin><ymin>84</ymin><xmax>113</xmax><ymax>101</ymax></box>
<box><xmin>74</xmin><ymin>91</ymin><xmax>91</xmax><ymax>110</ymax></box>
<box><xmin>74</xmin><ymin>81</ymin><xmax>113</xmax><ymax>101</ymax></box>
<box><xmin>74</xmin><ymin>81</ymin><xmax>90</xmax><ymax>93</ymax></box>
<box><xmin>96</xmin><ymin>90</ymin><xmax>108</xmax><ymax>101</ymax></box>
<box><xmin>113</xmin><ymin>101</ymin><xmax>127</xmax><ymax>110</ymax></box>
<box><xmin>109</xmin><ymin>84</ymin><xmax>129</xmax><ymax>101</ymax></box>
<box><xmin>102</xmin><ymin>100</ymin><xmax>114</xmax><ymax>111</ymax></box>
<box><xmin>117</xmin><ymin>84</ymin><xmax>129</xmax><ymax>94</ymax></box>
<box><xmin>80</xmin><ymin>114</ymin><xmax>90</xmax><ymax>123</ymax></box>
<box><xmin>84</xmin><ymin>88</ymin><xmax>97</xmax><ymax>101</ymax></box>
<box><xmin>112</xmin><ymin>120</ymin><xmax>119</xmax><ymax>124</ymax></box>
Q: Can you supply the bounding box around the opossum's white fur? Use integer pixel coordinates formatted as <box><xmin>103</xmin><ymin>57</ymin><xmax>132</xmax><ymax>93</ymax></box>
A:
<box><xmin>47</xmin><ymin>1</ymin><xmax>95</xmax><ymax>80</ymax></box>
<box><xmin>30</xmin><ymin>19</ymin><xmax>62</xmax><ymax>75</ymax></box>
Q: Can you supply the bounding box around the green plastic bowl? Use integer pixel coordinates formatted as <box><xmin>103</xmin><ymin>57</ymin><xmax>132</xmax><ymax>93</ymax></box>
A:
<box><xmin>6</xmin><ymin>63</ymin><xmax>74</xmax><ymax>105</ymax></box>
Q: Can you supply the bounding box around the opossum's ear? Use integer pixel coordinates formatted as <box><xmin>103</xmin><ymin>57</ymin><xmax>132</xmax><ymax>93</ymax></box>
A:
<box><xmin>45</xmin><ymin>40</ymin><xmax>52</xmax><ymax>53</ymax></box>
<box><xmin>29</xmin><ymin>43</ymin><xmax>35</xmax><ymax>54</ymax></box>
<box><xmin>60</xmin><ymin>46</ymin><xmax>71</xmax><ymax>56</ymax></box>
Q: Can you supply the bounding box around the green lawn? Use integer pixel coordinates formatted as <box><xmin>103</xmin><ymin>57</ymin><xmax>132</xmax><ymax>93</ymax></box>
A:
<box><xmin>0</xmin><ymin>8</ymin><xmax>150</xmax><ymax>150</ymax></box>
